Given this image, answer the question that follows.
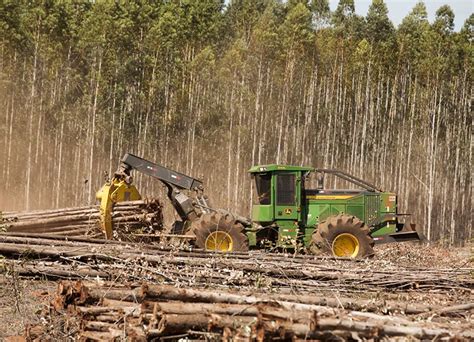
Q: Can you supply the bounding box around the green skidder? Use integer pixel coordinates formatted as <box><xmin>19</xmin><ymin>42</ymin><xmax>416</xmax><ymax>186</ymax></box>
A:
<box><xmin>240</xmin><ymin>165</ymin><xmax>421</xmax><ymax>258</ymax></box>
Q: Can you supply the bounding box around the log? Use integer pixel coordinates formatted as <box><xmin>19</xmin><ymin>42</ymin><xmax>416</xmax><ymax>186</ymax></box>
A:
<box><xmin>148</xmin><ymin>314</ymin><xmax>254</xmax><ymax>337</ymax></box>
<box><xmin>79</xmin><ymin>330</ymin><xmax>127</xmax><ymax>340</ymax></box>
<box><xmin>314</xmin><ymin>318</ymin><xmax>472</xmax><ymax>339</ymax></box>
<box><xmin>269</xmin><ymin>293</ymin><xmax>438</xmax><ymax>315</ymax></box>
<box><xmin>141</xmin><ymin>301</ymin><xmax>260</xmax><ymax>316</ymax></box>
<box><xmin>0</xmin><ymin>232</ymin><xmax>122</xmax><ymax>245</ymax></box>
<box><xmin>83</xmin><ymin>321</ymin><xmax>117</xmax><ymax>332</ymax></box>
<box><xmin>12</xmin><ymin>263</ymin><xmax>108</xmax><ymax>279</ymax></box>
<box><xmin>139</xmin><ymin>284</ymin><xmax>440</xmax><ymax>317</ymax></box>
<box><xmin>142</xmin><ymin>301</ymin><xmax>314</xmax><ymax>323</ymax></box>
<box><xmin>428</xmin><ymin>302</ymin><xmax>474</xmax><ymax>317</ymax></box>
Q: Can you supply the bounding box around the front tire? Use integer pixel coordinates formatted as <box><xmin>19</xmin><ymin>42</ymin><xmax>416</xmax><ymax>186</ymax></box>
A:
<box><xmin>310</xmin><ymin>214</ymin><xmax>374</xmax><ymax>258</ymax></box>
<box><xmin>193</xmin><ymin>212</ymin><xmax>249</xmax><ymax>252</ymax></box>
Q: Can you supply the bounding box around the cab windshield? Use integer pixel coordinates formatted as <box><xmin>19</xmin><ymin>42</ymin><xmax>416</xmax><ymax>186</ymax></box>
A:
<box><xmin>254</xmin><ymin>173</ymin><xmax>271</xmax><ymax>205</ymax></box>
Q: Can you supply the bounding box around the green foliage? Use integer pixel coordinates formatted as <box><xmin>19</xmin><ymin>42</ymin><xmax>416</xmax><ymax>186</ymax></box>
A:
<box><xmin>0</xmin><ymin>1</ymin><xmax>25</xmax><ymax>46</ymax></box>
<box><xmin>331</xmin><ymin>0</ymin><xmax>366</xmax><ymax>41</ymax></box>
<box><xmin>279</xmin><ymin>2</ymin><xmax>313</xmax><ymax>54</ymax></box>
<box><xmin>311</xmin><ymin>0</ymin><xmax>329</xmax><ymax>15</ymax></box>
<box><xmin>398</xmin><ymin>1</ymin><xmax>429</xmax><ymax>37</ymax></box>
<box><xmin>287</xmin><ymin>0</ymin><xmax>310</xmax><ymax>11</ymax></box>
<box><xmin>366</xmin><ymin>0</ymin><xmax>394</xmax><ymax>43</ymax></box>
<box><xmin>454</xmin><ymin>14</ymin><xmax>473</xmax><ymax>75</ymax></box>
<box><xmin>250</xmin><ymin>3</ymin><xmax>280</xmax><ymax>59</ymax></box>
<box><xmin>225</xmin><ymin>0</ymin><xmax>269</xmax><ymax>42</ymax></box>
<box><xmin>461</xmin><ymin>13</ymin><xmax>473</xmax><ymax>42</ymax></box>
<box><xmin>397</xmin><ymin>1</ymin><xmax>430</xmax><ymax>70</ymax></box>
<box><xmin>426</xmin><ymin>5</ymin><xmax>458</xmax><ymax>76</ymax></box>
<box><xmin>433</xmin><ymin>5</ymin><xmax>455</xmax><ymax>35</ymax></box>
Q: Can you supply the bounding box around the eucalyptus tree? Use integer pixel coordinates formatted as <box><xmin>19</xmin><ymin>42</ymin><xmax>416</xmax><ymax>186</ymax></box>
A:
<box><xmin>0</xmin><ymin>0</ymin><xmax>471</xmax><ymax>245</ymax></box>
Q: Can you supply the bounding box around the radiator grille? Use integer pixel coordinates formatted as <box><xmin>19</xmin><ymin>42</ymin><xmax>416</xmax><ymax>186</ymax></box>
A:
<box><xmin>365</xmin><ymin>195</ymin><xmax>379</xmax><ymax>226</ymax></box>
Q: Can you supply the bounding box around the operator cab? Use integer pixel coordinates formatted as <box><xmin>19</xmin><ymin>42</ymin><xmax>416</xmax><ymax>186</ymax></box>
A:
<box><xmin>249</xmin><ymin>165</ymin><xmax>314</xmax><ymax>225</ymax></box>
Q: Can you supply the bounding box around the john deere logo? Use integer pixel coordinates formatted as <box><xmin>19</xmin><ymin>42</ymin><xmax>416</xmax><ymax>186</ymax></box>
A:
<box><xmin>284</xmin><ymin>208</ymin><xmax>292</xmax><ymax>215</ymax></box>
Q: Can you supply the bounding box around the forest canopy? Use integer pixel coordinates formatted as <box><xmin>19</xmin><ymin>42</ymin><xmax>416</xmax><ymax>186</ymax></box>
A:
<box><xmin>0</xmin><ymin>0</ymin><xmax>472</xmax><ymax>244</ymax></box>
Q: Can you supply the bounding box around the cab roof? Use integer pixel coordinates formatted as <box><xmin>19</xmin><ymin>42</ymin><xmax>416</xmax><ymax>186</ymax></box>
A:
<box><xmin>248</xmin><ymin>164</ymin><xmax>315</xmax><ymax>173</ymax></box>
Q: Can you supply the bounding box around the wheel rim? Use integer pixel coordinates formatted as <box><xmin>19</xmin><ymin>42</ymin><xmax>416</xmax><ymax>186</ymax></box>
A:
<box><xmin>205</xmin><ymin>231</ymin><xmax>233</xmax><ymax>252</ymax></box>
<box><xmin>332</xmin><ymin>233</ymin><xmax>359</xmax><ymax>258</ymax></box>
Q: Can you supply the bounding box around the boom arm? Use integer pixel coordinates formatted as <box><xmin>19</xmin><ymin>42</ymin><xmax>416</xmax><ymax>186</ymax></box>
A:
<box><xmin>115</xmin><ymin>153</ymin><xmax>207</xmax><ymax>233</ymax></box>
<box><xmin>118</xmin><ymin>153</ymin><xmax>203</xmax><ymax>191</ymax></box>
<box><xmin>97</xmin><ymin>153</ymin><xmax>207</xmax><ymax>239</ymax></box>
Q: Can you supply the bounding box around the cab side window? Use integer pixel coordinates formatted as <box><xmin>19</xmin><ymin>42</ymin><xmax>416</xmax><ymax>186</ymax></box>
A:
<box><xmin>255</xmin><ymin>174</ymin><xmax>271</xmax><ymax>205</ymax></box>
<box><xmin>276</xmin><ymin>174</ymin><xmax>295</xmax><ymax>205</ymax></box>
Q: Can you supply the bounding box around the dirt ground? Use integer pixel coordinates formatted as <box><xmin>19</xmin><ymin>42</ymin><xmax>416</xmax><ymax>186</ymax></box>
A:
<box><xmin>0</xmin><ymin>243</ymin><xmax>471</xmax><ymax>339</ymax></box>
<box><xmin>0</xmin><ymin>274</ymin><xmax>56</xmax><ymax>339</ymax></box>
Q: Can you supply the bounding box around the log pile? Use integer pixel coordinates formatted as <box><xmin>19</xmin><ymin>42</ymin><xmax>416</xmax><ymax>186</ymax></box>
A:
<box><xmin>0</xmin><ymin>199</ymin><xmax>163</xmax><ymax>238</ymax></box>
<box><xmin>25</xmin><ymin>281</ymin><xmax>473</xmax><ymax>341</ymax></box>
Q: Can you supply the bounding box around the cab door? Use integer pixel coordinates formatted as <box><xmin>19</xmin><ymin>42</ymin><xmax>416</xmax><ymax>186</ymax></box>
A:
<box><xmin>274</xmin><ymin>172</ymin><xmax>299</xmax><ymax>220</ymax></box>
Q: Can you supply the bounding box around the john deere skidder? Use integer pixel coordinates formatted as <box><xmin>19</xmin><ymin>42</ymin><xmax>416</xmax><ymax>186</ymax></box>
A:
<box><xmin>98</xmin><ymin>154</ymin><xmax>421</xmax><ymax>258</ymax></box>
<box><xmin>245</xmin><ymin>165</ymin><xmax>420</xmax><ymax>258</ymax></box>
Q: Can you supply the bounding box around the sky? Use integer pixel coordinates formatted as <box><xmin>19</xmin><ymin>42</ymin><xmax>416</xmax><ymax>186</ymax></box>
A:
<box><xmin>328</xmin><ymin>0</ymin><xmax>472</xmax><ymax>31</ymax></box>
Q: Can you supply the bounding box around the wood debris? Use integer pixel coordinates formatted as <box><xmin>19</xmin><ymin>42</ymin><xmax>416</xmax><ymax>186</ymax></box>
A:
<box><xmin>0</xmin><ymin>233</ymin><xmax>472</xmax><ymax>294</ymax></box>
<box><xmin>0</xmin><ymin>234</ymin><xmax>472</xmax><ymax>340</ymax></box>
<box><xmin>25</xmin><ymin>281</ymin><xmax>473</xmax><ymax>341</ymax></box>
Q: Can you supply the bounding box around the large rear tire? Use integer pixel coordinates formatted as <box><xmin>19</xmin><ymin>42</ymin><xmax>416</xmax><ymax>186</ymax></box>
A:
<box><xmin>193</xmin><ymin>212</ymin><xmax>249</xmax><ymax>252</ymax></box>
<box><xmin>310</xmin><ymin>214</ymin><xmax>374</xmax><ymax>258</ymax></box>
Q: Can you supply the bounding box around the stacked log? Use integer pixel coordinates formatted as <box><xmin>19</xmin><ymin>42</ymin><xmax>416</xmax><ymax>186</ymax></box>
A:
<box><xmin>25</xmin><ymin>281</ymin><xmax>474</xmax><ymax>341</ymax></box>
<box><xmin>0</xmin><ymin>199</ymin><xmax>163</xmax><ymax>238</ymax></box>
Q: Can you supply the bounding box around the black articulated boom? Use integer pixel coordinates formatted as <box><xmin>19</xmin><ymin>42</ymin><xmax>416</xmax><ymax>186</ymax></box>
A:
<box><xmin>119</xmin><ymin>154</ymin><xmax>203</xmax><ymax>191</ymax></box>
<box><xmin>115</xmin><ymin>153</ymin><xmax>211</xmax><ymax>233</ymax></box>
